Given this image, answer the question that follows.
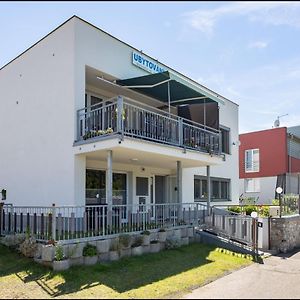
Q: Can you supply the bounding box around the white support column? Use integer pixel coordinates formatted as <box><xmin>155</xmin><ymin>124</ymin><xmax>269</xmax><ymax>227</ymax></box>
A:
<box><xmin>177</xmin><ymin>161</ymin><xmax>183</xmax><ymax>221</ymax></box>
<box><xmin>177</xmin><ymin>161</ymin><xmax>182</xmax><ymax>203</ymax></box>
<box><xmin>106</xmin><ymin>150</ymin><xmax>113</xmax><ymax>227</ymax></box>
<box><xmin>207</xmin><ymin>165</ymin><xmax>211</xmax><ymax>215</ymax></box>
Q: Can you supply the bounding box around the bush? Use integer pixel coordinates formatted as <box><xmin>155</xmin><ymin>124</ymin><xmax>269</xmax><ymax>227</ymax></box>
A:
<box><xmin>227</xmin><ymin>206</ymin><xmax>242</xmax><ymax>214</ymax></box>
<box><xmin>83</xmin><ymin>244</ymin><xmax>97</xmax><ymax>257</ymax></box>
<box><xmin>141</xmin><ymin>230</ymin><xmax>151</xmax><ymax>236</ymax></box>
<box><xmin>132</xmin><ymin>236</ymin><xmax>143</xmax><ymax>248</ymax></box>
<box><xmin>158</xmin><ymin>228</ymin><xmax>166</xmax><ymax>233</ymax></box>
<box><xmin>19</xmin><ymin>237</ymin><xmax>37</xmax><ymax>258</ymax></box>
<box><xmin>119</xmin><ymin>234</ymin><xmax>131</xmax><ymax>248</ymax></box>
<box><xmin>165</xmin><ymin>236</ymin><xmax>181</xmax><ymax>249</ymax></box>
<box><xmin>54</xmin><ymin>245</ymin><xmax>66</xmax><ymax>261</ymax></box>
<box><xmin>0</xmin><ymin>233</ymin><xmax>26</xmax><ymax>248</ymax></box>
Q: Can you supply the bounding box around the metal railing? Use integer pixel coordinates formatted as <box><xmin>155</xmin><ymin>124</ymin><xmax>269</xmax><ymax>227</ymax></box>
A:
<box><xmin>202</xmin><ymin>207</ymin><xmax>258</xmax><ymax>251</ymax></box>
<box><xmin>1</xmin><ymin>202</ymin><xmax>207</xmax><ymax>242</ymax></box>
<box><xmin>77</xmin><ymin>96</ymin><xmax>221</xmax><ymax>155</ymax></box>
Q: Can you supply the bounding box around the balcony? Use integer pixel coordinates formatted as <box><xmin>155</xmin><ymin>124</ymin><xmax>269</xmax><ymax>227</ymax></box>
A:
<box><xmin>76</xmin><ymin>96</ymin><xmax>221</xmax><ymax>155</ymax></box>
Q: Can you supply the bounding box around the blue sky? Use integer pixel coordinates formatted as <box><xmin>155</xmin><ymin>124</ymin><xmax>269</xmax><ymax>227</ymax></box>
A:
<box><xmin>1</xmin><ymin>1</ymin><xmax>300</xmax><ymax>133</ymax></box>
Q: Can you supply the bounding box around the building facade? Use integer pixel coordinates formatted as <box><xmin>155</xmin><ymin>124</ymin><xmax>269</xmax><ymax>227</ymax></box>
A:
<box><xmin>0</xmin><ymin>16</ymin><xmax>239</xmax><ymax>208</ymax></box>
<box><xmin>239</xmin><ymin>126</ymin><xmax>300</xmax><ymax>204</ymax></box>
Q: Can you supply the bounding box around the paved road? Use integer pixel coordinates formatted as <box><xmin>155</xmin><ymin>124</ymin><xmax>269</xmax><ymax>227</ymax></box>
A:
<box><xmin>184</xmin><ymin>251</ymin><xmax>300</xmax><ymax>299</ymax></box>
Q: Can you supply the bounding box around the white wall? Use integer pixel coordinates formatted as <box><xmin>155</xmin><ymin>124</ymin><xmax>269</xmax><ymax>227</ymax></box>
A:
<box><xmin>0</xmin><ymin>19</ymin><xmax>77</xmax><ymax>206</ymax></box>
<box><xmin>73</xmin><ymin>17</ymin><xmax>240</xmax><ymax>206</ymax></box>
<box><xmin>239</xmin><ymin>176</ymin><xmax>277</xmax><ymax>204</ymax></box>
<box><xmin>0</xmin><ymin>16</ymin><xmax>240</xmax><ymax>207</ymax></box>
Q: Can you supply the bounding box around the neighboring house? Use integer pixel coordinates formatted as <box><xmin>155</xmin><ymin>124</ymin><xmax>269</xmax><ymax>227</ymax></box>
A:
<box><xmin>0</xmin><ymin>16</ymin><xmax>239</xmax><ymax>209</ymax></box>
<box><xmin>239</xmin><ymin>126</ymin><xmax>300</xmax><ymax>204</ymax></box>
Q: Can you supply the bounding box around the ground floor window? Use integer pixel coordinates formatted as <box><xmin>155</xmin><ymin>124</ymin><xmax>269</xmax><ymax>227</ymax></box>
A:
<box><xmin>86</xmin><ymin>169</ymin><xmax>127</xmax><ymax>205</ymax></box>
<box><xmin>194</xmin><ymin>176</ymin><xmax>230</xmax><ymax>201</ymax></box>
<box><xmin>245</xmin><ymin>178</ymin><xmax>260</xmax><ymax>193</ymax></box>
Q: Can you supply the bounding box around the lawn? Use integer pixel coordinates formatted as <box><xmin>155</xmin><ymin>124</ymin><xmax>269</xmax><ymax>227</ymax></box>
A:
<box><xmin>0</xmin><ymin>243</ymin><xmax>254</xmax><ymax>299</ymax></box>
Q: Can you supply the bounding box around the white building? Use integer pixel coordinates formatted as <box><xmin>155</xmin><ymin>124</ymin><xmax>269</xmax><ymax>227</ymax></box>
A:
<box><xmin>0</xmin><ymin>16</ymin><xmax>239</xmax><ymax>210</ymax></box>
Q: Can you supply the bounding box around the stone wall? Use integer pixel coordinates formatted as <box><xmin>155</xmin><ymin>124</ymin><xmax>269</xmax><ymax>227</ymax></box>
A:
<box><xmin>270</xmin><ymin>216</ymin><xmax>300</xmax><ymax>253</ymax></box>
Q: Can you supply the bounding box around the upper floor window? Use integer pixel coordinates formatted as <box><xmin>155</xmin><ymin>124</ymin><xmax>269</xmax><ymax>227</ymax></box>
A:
<box><xmin>245</xmin><ymin>149</ymin><xmax>260</xmax><ymax>172</ymax></box>
<box><xmin>220</xmin><ymin>126</ymin><xmax>230</xmax><ymax>154</ymax></box>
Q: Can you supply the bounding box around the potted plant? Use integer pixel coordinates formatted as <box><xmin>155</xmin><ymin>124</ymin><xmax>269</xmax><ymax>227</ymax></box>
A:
<box><xmin>119</xmin><ymin>234</ymin><xmax>132</xmax><ymax>258</ymax></box>
<box><xmin>150</xmin><ymin>240</ymin><xmax>160</xmax><ymax>253</ymax></box>
<box><xmin>140</xmin><ymin>230</ymin><xmax>151</xmax><ymax>246</ymax></box>
<box><xmin>158</xmin><ymin>228</ymin><xmax>167</xmax><ymax>242</ymax></box>
<box><xmin>53</xmin><ymin>245</ymin><xmax>70</xmax><ymax>271</ymax></box>
<box><xmin>108</xmin><ymin>239</ymin><xmax>120</xmax><ymax>261</ymax></box>
<box><xmin>131</xmin><ymin>236</ymin><xmax>144</xmax><ymax>256</ymax></box>
<box><xmin>83</xmin><ymin>244</ymin><xmax>98</xmax><ymax>266</ymax></box>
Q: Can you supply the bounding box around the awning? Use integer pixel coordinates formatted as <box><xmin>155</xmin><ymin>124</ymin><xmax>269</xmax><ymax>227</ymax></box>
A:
<box><xmin>116</xmin><ymin>71</ymin><xmax>225</xmax><ymax>106</ymax></box>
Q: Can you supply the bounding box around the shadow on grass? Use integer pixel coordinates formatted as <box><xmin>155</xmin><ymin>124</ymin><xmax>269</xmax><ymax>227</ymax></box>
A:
<box><xmin>0</xmin><ymin>243</ymin><xmax>256</xmax><ymax>298</ymax></box>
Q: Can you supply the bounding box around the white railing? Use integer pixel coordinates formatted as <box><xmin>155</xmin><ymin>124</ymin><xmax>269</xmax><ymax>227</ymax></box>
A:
<box><xmin>207</xmin><ymin>207</ymin><xmax>256</xmax><ymax>248</ymax></box>
<box><xmin>1</xmin><ymin>202</ymin><xmax>207</xmax><ymax>242</ymax></box>
<box><xmin>76</xmin><ymin>96</ymin><xmax>221</xmax><ymax>155</ymax></box>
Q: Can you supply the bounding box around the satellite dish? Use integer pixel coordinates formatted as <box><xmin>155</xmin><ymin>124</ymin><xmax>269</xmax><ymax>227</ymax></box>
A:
<box><xmin>273</xmin><ymin>114</ymin><xmax>288</xmax><ymax>128</ymax></box>
<box><xmin>274</xmin><ymin>119</ymin><xmax>280</xmax><ymax>128</ymax></box>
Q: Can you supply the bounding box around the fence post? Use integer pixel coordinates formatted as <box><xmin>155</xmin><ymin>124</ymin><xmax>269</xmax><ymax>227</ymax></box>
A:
<box><xmin>52</xmin><ymin>203</ymin><xmax>57</xmax><ymax>241</ymax></box>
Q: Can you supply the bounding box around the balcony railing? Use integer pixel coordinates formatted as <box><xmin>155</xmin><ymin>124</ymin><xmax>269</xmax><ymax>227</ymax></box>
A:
<box><xmin>77</xmin><ymin>96</ymin><xmax>222</xmax><ymax>155</ymax></box>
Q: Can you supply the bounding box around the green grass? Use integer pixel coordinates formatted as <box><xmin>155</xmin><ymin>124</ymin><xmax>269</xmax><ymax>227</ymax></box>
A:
<box><xmin>0</xmin><ymin>243</ymin><xmax>254</xmax><ymax>299</ymax></box>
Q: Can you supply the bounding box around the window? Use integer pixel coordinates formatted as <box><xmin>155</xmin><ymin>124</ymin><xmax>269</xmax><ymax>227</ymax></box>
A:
<box><xmin>220</xmin><ymin>127</ymin><xmax>230</xmax><ymax>154</ymax></box>
<box><xmin>194</xmin><ymin>176</ymin><xmax>230</xmax><ymax>201</ymax></box>
<box><xmin>245</xmin><ymin>178</ymin><xmax>260</xmax><ymax>193</ymax></box>
<box><xmin>245</xmin><ymin>149</ymin><xmax>260</xmax><ymax>172</ymax></box>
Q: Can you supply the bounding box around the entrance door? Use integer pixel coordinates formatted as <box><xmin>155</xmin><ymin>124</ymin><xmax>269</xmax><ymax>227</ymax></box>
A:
<box><xmin>136</xmin><ymin>176</ymin><xmax>151</xmax><ymax>212</ymax></box>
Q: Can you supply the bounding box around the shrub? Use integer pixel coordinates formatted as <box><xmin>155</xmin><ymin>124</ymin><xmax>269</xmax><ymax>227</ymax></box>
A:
<box><xmin>165</xmin><ymin>236</ymin><xmax>181</xmax><ymax>249</ymax></box>
<box><xmin>119</xmin><ymin>234</ymin><xmax>131</xmax><ymax>248</ymax></box>
<box><xmin>141</xmin><ymin>230</ymin><xmax>151</xmax><ymax>236</ymax></box>
<box><xmin>83</xmin><ymin>244</ymin><xmax>97</xmax><ymax>257</ymax></box>
<box><xmin>227</xmin><ymin>206</ymin><xmax>242</xmax><ymax>214</ymax></box>
<box><xmin>0</xmin><ymin>233</ymin><xmax>26</xmax><ymax>248</ymax></box>
<box><xmin>19</xmin><ymin>236</ymin><xmax>37</xmax><ymax>258</ymax></box>
<box><xmin>132</xmin><ymin>236</ymin><xmax>143</xmax><ymax>248</ymax></box>
<box><xmin>54</xmin><ymin>245</ymin><xmax>66</xmax><ymax>261</ymax></box>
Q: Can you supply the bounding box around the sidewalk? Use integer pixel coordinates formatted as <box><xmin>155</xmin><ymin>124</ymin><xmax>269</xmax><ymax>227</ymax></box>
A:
<box><xmin>184</xmin><ymin>250</ymin><xmax>300</xmax><ymax>299</ymax></box>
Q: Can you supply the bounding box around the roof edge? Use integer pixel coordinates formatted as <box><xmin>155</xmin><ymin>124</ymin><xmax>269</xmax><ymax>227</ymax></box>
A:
<box><xmin>0</xmin><ymin>15</ymin><xmax>77</xmax><ymax>72</ymax></box>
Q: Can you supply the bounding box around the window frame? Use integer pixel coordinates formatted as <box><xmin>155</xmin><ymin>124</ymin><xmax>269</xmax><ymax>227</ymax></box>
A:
<box><xmin>245</xmin><ymin>148</ymin><xmax>260</xmax><ymax>173</ymax></box>
<box><xmin>220</xmin><ymin>125</ymin><xmax>231</xmax><ymax>155</ymax></box>
<box><xmin>244</xmin><ymin>178</ymin><xmax>260</xmax><ymax>193</ymax></box>
<box><xmin>194</xmin><ymin>176</ymin><xmax>231</xmax><ymax>202</ymax></box>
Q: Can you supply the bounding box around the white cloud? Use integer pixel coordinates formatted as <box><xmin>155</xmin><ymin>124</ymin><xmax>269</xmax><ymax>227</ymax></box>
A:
<box><xmin>248</xmin><ymin>41</ymin><xmax>268</xmax><ymax>49</ymax></box>
<box><xmin>183</xmin><ymin>2</ymin><xmax>300</xmax><ymax>36</ymax></box>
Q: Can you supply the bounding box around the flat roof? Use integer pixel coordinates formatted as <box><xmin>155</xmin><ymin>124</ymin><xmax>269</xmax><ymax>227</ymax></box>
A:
<box><xmin>0</xmin><ymin>15</ymin><xmax>239</xmax><ymax>106</ymax></box>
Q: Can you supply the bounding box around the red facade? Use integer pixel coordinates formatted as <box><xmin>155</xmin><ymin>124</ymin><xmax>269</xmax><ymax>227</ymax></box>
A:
<box><xmin>239</xmin><ymin>127</ymin><xmax>288</xmax><ymax>178</ymax></box>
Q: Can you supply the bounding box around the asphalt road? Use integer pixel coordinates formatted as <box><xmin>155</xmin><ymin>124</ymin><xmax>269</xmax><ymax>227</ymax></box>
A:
<box><xmin>184</xmin><ymin>250</ymin><xmax>300</xmax><ymax>299</ymax></box>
